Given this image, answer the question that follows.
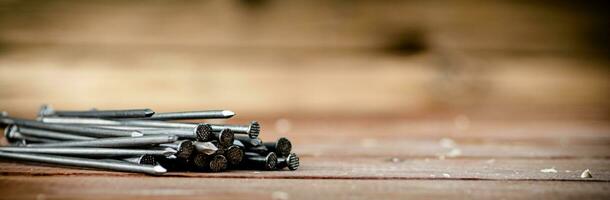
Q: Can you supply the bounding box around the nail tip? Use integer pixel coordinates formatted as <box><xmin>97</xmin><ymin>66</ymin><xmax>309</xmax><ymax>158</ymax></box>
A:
<box><xmin>152</xmin><ymin>165</ymin><xmax>167</xmax><ymax>174</ymax></box>
<box><xmin>221</xmin><ymin>110</ymin><xmax>235</xmax><ymax>117</ymax></box>
<box><xmin>131</xmin><ymin>131</ymin><xmax>144</xmax><ymax>137</ymax></box>
<box><xmin>143</xmin><ymin>109</ymin><xmax>155</xmax><ymax>117</ymax></box>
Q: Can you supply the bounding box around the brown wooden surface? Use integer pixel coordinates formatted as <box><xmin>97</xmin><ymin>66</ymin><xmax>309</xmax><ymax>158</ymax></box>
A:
<box><xmin>1</xmin><ymin>119</ymin><xmax>609</xmax><ymax>199</ymax></box>
<box><xmin>1</xmin><ymin>0</ymin><xmax>609</xmax><ymax>199</ymax></box>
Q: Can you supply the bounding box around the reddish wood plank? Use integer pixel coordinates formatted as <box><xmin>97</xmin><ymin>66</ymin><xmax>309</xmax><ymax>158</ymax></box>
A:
<box><xmin>1</xmin><ymin>176</ymin><xmax>609</xmax><ymax>200</ymax></box>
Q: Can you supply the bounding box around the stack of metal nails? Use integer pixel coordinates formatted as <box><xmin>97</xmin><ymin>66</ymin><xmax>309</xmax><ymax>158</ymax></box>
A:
<box><xmin>0</xmin><ymin>105</ymin><xmax>299</xmax><ymax>175</ymax></box>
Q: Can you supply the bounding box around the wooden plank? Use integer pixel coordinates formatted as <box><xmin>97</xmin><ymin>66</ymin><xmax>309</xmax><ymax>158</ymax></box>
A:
<box><xmin>0</xmin><ymin>0</ymin><xmax>604</xmax><ymax>52</ymax></box>
<box><xmin>0</xmin><ymin>49</ymin><xmax>607</xmax><ymax>119</ymax></box>
<box><xmin>1</xmin><ymin>157</ymin><xmax>608</xmax><ymax>181</ymax></box>
<box><xmin>0</xmin><ymin>176</ymin><xmax>609</xmax><ymax>200</ymax></box>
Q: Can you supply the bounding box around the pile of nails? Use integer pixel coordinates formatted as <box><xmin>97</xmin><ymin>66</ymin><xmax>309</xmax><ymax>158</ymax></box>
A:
<box><xmin>0</xmin><ymin>105</ymin><xmax>299</xmax><ymax>175</ymax></box>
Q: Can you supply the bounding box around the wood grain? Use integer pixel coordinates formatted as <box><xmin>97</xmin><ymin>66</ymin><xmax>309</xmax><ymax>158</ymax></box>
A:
<box><xmin>1</xmin><ymin>177</ymin><xmax>609</xmax><ymax>200</ymax></box>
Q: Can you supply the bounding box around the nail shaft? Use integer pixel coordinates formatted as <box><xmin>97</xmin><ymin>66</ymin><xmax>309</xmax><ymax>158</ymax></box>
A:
<box><xmin>40</xmin><ymin>117</ymin><xmax>212</xmax><ymax>141</ymax></box>
<box><xmin>45</xmin><ymin>108</ymin><xmax>155</xmax><ymax>118</ymax></box>
<box><xmin>139</xmin><ymin>110</ymin><xmax>235</xmax><ymax>120</ymax></box>
<box><xmin>5</xmin><ymin>131</ymin><xmax>60</xmax><ymax>143</ymax></box>
<box><xmin>121</xmin><ymin>155</ymin><xmax>157</xmax><ymax>165</ymax></box>
<box><xmin>0</xmin><ymin>147</ymin><xmax>176</xmax><ymax>157</ymax></box>
<box><xmin>1</xmin><ymin>117</ymin><xmax>142</xmax><ymax>138</ymax></box>
<box><xmin>14</xmin><ymin>125</ymin><xmax>95</xmax><ymax>141</ymax></box>
<box><xmin>26</xmin><ymin>135</ymin><xmax>178</xmax><ymax>148</ymax></box>
<box><xmin>263</xmin><ymin>137</ymin><xmax>292</xmax><ymax>157</ymax></box>
<box><xmin>0</xmin><ymin>151</ymin><xmax>166</xmax><ymax>175</ymax></box>
<box><xmin>209</xmin><ymin>121</ymin><xmax>260</xmax><ymax>138</ymax></box>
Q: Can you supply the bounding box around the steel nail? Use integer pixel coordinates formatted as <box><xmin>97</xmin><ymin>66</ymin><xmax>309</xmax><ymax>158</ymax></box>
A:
<box><xmin>4</xmin><ymin>127</ymin><xmax>60</xmax><ymax>144</ymax></box>
<box><xmin>263</xmin><ymin>137</ymin><xmax>292</xmax><ymax>157</ymax></box>
<box><xmin>214</xmin><ymin>129</ymin><xmax>234</xmax><ymax>147</ymax></box>
<box><xmin>12</xmin><ymin>125</ymin><xmax>95</xmax><ymax>141</ymax></box>
<box><xmin>121</xmin><ymin>155</ymin><xmax>157</xmax><ymax>165</ymax></box>
<box><xmin>192</xmin><ymin>154</ymin><xmax>227</xmax><ymax>172</ymax></box>
<box><xmin>39</xmin><ymin>117</ymin><xmax>212</xmax><ymax>141</ymax></box>
<box><xmin>224</xmin><ymin>145</ymin><xmax>244</xmax><ymax>165</ymax></box>
<box><xmin>243</xmin><ymin>152</ymin><xmax>277</xmax><ymax>170</ymax></box>
<box><xmin>210</xmin><ymin>121</ymin><xmax>260</xmax><ymax>138</ymax></box>
<box><xmin>158</xmin><ymin>140</ymin><xmax>194</xmax><ymax>159</ymax></box>
<box><xmin>0</xmin><ymin>151</ymin><xmax>166</xmax><ymax>175</ymax></box>
<box><xmin>234</xmin><ymin>135</ymin><xmax>262</xmax><ymax>147</ymax></box>
<box><xmin>40</xmin><ymin>106</ymin><xmax>155</xmax><ymax>118</ymax></box>
<box><xmin>2</xmin><ymin>117</ymin><xmax>142</xmax><ymax>138</ymax></box>
<box><xmin>140</xmin><ymin>110</ymin><xmax>235</xmax><ymax>120</ymax></box>
<box><xmin>0</xmin><ymin>147</ymin><xmax>176</xmax><ymax>157</ymax></box>
<box><xmin>26</xmin><ymin>135</ymin><xmax>178</xmax><ymax>148</ymax></box>
<box><xmin>277</xmin><ymin>153</ymin><xmax>299</xmax><ymax>171</ymax></box>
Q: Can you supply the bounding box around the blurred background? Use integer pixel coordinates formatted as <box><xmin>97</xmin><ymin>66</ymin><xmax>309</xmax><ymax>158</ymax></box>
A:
<box><xmin>0</xmin><ymin>0</ymin><xmax>608</xmax><ymax>122</ymax></box>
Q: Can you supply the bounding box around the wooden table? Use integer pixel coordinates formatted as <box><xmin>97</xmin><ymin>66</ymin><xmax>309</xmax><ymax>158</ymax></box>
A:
<box><xmin>1</xmin><ymin>118</ymin><xmax>608</xmax><ymax>199</ymax></box>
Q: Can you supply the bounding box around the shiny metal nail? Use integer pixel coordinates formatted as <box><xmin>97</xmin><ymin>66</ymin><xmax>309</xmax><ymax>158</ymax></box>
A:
<box><xmin>26</xmin><ymin>135</ymin><xmax>178</xmax><ymax>148</ymax></box>
<box><xmin>39</xmin><ymin>117</ymin><xmax>212</xmax><ymax>141</ymax></box>
<box><xmin>210</xmin><ymin>121</ymin><xmax>259</xmax><ymax>138</ymax></box>
<box><xmin>0</xmin><ymin>147</ymin><xmax>176</xmax><ymax>157</ymax></box>
<box><xmin>10</xmin><ymin>125</ymin><xmax>95</xmax><ymax>141</ymax></box>
<box><xmin>4</xmin><ymin>127</ymin><xmax>60</xmax><ymax>144</ymax></box>
<box><xmin>39</xmin><ymin>105</ymin><xmax>155</xmax><ymax>118</ymax></box>
<box><xmin>121</xmin><ymin>155</ymin><xmax>157</xmax><ymax>165</ymax></box>
<box><xmin>0</xmin><ymin>151</ymin><xmax>166</xmax><ymax>175</ymax></box>
<box><xmin>1</xmin><ymin>117</ymin><xmax>142</xmax><ymax>138</ymax></box>
<box><xmin>141</xmin><ymin>110</ymin><xmax>235</xmax><ymax>120</ymax></box>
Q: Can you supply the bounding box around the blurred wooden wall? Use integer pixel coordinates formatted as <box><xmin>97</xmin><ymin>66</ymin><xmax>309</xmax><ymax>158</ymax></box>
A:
<box><xmin>0</xmin><ymin>0</ymin><xmax>608</xmax><ymax>119</ymax></box>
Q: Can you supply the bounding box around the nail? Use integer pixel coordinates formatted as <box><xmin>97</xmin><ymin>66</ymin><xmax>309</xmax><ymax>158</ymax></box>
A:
<box><xmin>234</xmin><ymin>135</ymin><xmax>262</xmax><ymax>148</ymax></box>
<box><xmin>0</xmin><ymin>151</ymin><xmax>166</xmax><ymax>175</ymax></box>
<box><xmin>158</xmin><ymin>140</ymin><xmax>194</xmax><ymax>159</ymax></box>
<box><xmin>11</xmin><ymin>125</ymin><xmax>95</xmax><ymax>141</ymax></box>
<box><xmin>92</xmin><ymin>126</ymin><xmax>207</xmax><ymax>141</ymax></box>
<box><xmin>2</xmin><ymin>117</ymin><xmax>142</xmax><ymax>138</ymax></box>
<box><xmin>214</xmin><ymin>129</ymin><xmax>234</xmax><ymax>147</ymax></box>
<box><xmin>141</xmin><ymin>110</ymin><xmax>235</xmax><ymax>120</ymax></box>
<box><xmin>26</xmin><ymin>135</ymin><xmax>178</xmax><ymax>148</ymax></box>
<box><xmin>0</xmin><ymin>147</ymin><xmax>176</xmax><ymax>157</ymax></box>
<box><xmin>4</xmin><ymin>127</ymin><xmax>60</xmax><ymax>144</ymax></box>
<box><xmin>263</xmin><ymin>137</ymin><xmax>292</xmax><ymax>157</ymax></box>
<box><xmin>243</xmin><ymin>152</ymin><xmax>277</xmax><ymax>170</ymax></box>
<box><xmin>39</xmin><ymin>117</ymin><xmax>212</xmax><ymax>141</ymax></box>
<box><xmin>192</xmin><ymin>154</ymin><xmax>227</xmax><ymax>172</ymax></box>
<box><xmin>224</xmin><ymin>145</ymin><xmax>244</xmax><ymax>165</ymax></box>
<box><xmin>210</xmin><ymin>121</ymin><xmax>260</xmax><ymax>138</ymax></box>
<box><xmin>138</xmin><ymin>128</ymin><xmax>207</xmax><ymax>141</ymax></box>
<box><xmin>40</xmin><ymin>105</ymin><xmax>155</xmax><ymax>118</ymax></box>
<box><xmin>245</xmin><ymin>145</ymin><xmax>270</xmax><ymax>155</ymax></box>
<box><xmin>277</xmin><ymin>153</ymin><xmax>299</xmax><ymax>171</ymax></box>
<box><xmin>193</xmin><ymin>141</ymin><xmax>218</xmax><ymax>155</ymax></box>
<box><xmin>121</xmin><ymin>155</ymin><xmax>157</xmax><ymax>165</ymax></box>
